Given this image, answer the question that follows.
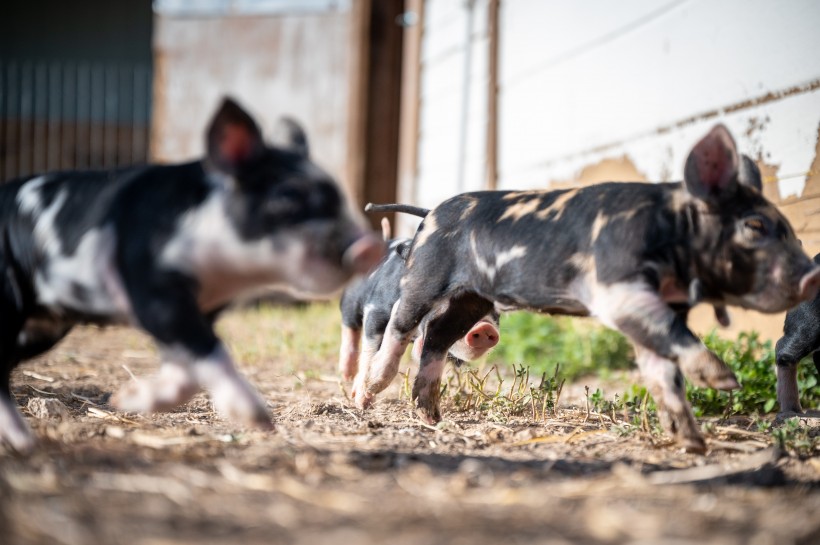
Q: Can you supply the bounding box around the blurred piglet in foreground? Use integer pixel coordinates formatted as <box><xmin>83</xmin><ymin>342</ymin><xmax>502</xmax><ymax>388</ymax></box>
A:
<box><xmin>355</xmin><ymin>124</ymin><xmax>820</xmax><ymax>453</ymax></box>
<box><xmin>0</xmin><ymin>97</ymin><xmax>385</xmax><ymax>452</ymax></box>
<box><xmin>339</xmin><ymin>218</ymin><xmax>499</xmax><ymax>383</ymax></box>
<box><xmin>775</xmin><ymin>252</ymin><xmax>820</xmax><ymax>415</ymax></box>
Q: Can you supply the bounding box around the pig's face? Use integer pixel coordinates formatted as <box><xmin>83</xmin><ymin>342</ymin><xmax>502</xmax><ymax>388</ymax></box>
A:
<box><xmin>683</xmin><ymin>126</ymin><xmax>820</xmax><ymax>313</ymax></box>
<box><xmin>205</xmin><ymin>100</ymin><xmax>384</xmax><ymax>295</ymax></box>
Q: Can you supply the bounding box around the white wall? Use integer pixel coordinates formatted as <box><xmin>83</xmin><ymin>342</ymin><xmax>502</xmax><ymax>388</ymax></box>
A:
<box><xmin>151</xmin><ymin>10</ymin><xmax>350</xmax><ymax>189</ymax></box>
<box><xmin>414</xmin><ymin>0</ymin><xmax>491</xmax><ymax>213</ymax></box>
<box><xmin>497</xmin><ymin>0</ymin><xmax>820</xmax><ymax>198</ymax></box>
<box><xmin>409</xmin><ymin>0</ymin><xmax>820</xmax><ymax>338</ymax></box>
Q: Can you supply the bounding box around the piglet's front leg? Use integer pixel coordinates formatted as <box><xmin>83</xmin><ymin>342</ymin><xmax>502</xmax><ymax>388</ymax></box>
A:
<box><xmin>635</xmin><ymin>347</ymin><xmax>705</xmax><ymax>453</ymax></box>
<box><xmin>598</xmin><ymin>282</ymin><xmax>739</xmax><ymax>391</ymax></box>
<box><xmin>593</xmin><ymin>282</ymin><xmax>736</xmax><ymax>452</ymax></box>
<box><xmin>116</xmin><ymin>274</ymin><xmax>272</xmax><ymax>430</ymax></box>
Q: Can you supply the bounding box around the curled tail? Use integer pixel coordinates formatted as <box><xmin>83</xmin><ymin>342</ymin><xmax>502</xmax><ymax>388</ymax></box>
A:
<box><xmin>365</xmin><ymin>202</ymin><xmax>430</xmax><ymax>218</ymax></box>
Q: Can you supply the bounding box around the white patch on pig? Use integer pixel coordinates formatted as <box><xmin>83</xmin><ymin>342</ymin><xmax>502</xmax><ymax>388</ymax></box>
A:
<box><xmin>357</xmin><ymin>299</ymin><xmax>410</xmax><ymax>405</ymax></box>
<box><xmin>17</xmin><ymin>178</ymin><xmax>130</xmax><ymax>318</ymax></box>
<box><xmin>191</xmin><ymin>344</ymin><xmax>270</xmax><ymax>427</ymax></box>
<box><xmin>163</xmin><ymin>189</ymin><xmax>355</xmax><ymax>309</ymax></box>
<box><xmin>34</xmin><ymin>226</ymin><xmax>130</xmax><ymax>317</ymax></box>
<box><xmin>636</xmin><ymin>350</ymin><xmax>685</xmax><ymax>413</ymax></box>
<box><xmin>586</xmin><ymin>281</ymin><xmax>673</xmax><ymax>337</ymax></box>
<box><xmin>162</xmin><ymin>192</ymin><xmax>300</xmax><ymax>309</ymax></box>
<box><xmin>112</xmin><ymin>359</ymin><xmax>198</xmax><ymax>414</ymax></box>
<box><xmin>417</xmin><ymin>353</ymin><xmax>447</xmax><ymax>384</ymax></box>
<box><xmin>469</xmin><ymin>233</ymin><xmax>527</xmax><ymax>282</ymax></box>
<box><xmin>16</xmin><ymin>175</ymin><xmax>49</xmax><ymax>214</ymax></box>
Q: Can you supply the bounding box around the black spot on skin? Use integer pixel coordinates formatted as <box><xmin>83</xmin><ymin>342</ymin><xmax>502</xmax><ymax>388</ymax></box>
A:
<box><xmin>674</xmin><ymin>370</ymin><xmax>684</xmax><ymax>390</ymax></box>
<box><xmin>70</xmin><ymin>282</ymin><xmax>92</xmax><ymax>305</ymax></box>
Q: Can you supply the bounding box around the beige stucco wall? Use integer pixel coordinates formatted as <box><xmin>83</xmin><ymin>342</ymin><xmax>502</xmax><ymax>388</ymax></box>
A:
<box><xmin>151</xmin><ymin>10</ymin><xmax>351</xmax><ymax>190</ymax></box>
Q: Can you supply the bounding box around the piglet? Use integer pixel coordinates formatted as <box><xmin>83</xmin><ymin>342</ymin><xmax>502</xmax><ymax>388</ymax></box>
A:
<box><xmin>340</xmin><ymin>229</ymin><xmax>499</xmax><ymax>383</ymax></box>
<box><xmin>0</xmin><ymin>97</ymin><xmax>385</xmax><ymax>452</ymax></box>
<box><xmin>775</xmin><ymin>253</ymin><xmax>820</xmax><ymax>414</ymax></box>
<box><xmin>354</xmin><ymin>124</ymin><xmax>820</xmax><ymax>453</ymax></box>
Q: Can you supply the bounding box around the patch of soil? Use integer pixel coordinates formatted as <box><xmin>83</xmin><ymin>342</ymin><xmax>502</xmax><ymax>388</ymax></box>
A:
<box><xmin>2</xmin><ymin>324</ymin><xmax>819</xmax><ymax>545</ymax></box>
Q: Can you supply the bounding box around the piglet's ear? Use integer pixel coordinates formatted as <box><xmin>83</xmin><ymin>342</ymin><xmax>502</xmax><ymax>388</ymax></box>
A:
<box><xmin>738</xmin><ymin>155</ymin><xmax>763</xmax><ymax>192</ymax></box>
<box><xmin>206</xmin><ymin>97</ymin><xmax>264</xmax><ymax>173</ymax></box>
<box><xmin>683</xmin><ymin>124</ymin><xmax>740</xmax><ymax>202</ymax></box>
<box><xmin>271</xmin><ymin>116</ymin><xmax>310</xmax><ymax>157</ymax></box>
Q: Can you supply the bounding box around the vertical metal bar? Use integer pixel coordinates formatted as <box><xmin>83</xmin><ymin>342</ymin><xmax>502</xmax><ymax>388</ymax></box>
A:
<box><xmin>0</xmin><ymin>60</ymin><xmax>6</xmax><ymax>179</ymax></box>
<box><xmin>143</xmin><ymin>63</ymin><xmax>152</xmax><ymax>163</ymax></box>
<box><xmin>486</xmin><ymin>0</ymin><xmax>499</xmax><ymax>190</ymax></box>
<box><xmin>62</xmin><ymin>61</ymin><xmax>77</xmax><ymax>170</ymax></box>
<box><xmin>395</xmin><ymin>0</ymin><xmax>425</xmax><ymax>236</ymax></box>
<box><xmin>33</xmin><ymin>62</ymin><xmax>48</xmax><ymax>174</ymax></box>
<box><xmin>90</xmin><ymin>63</ymin><xmax>104</xmax><ymax>169</ymax></box>
<box><xmin>75</xmin><ymin>62</ymin><xmax>89</xmax><ymax>169</ymax></box>
<box><xmin>133</xmin><ymin>64</ymin><xmax>148</xmax><ymax>164</ymax></box>
<box><xmin>104</xmin><ymin>63</ymin><xmax>118</xmax><ymax>167</ymax></box>
<box><xmin>132</xmin><ymin>65</ymin><xmax>142</xmax><ymax>164</ymax></box>
<box><xmin>4</xmin><ymin>62</ymin><xmax>18</xmax><ymax>180</ymax></box>
<box><xmin>47</xmin><ymin>62</ymin><xmax>61</xmax><ymax>171</ymax></box>
<box><xmin>19</xmin><ymin>61</ymin><xmax>33</xmax><ymax>178</ymax></box>
<box><xmin>118</xmin><ymin>64</ymin><xmax>132</xmax><ymax>166</ymax></box>
<box><xmin>344</xmin><ymin>0</ymin><xmax>373</xmax><ymax>206</ymax></box>
<box><xmin>456</xmin><ymin>0</ymin><xmax>476</xmax><ymax>194</ymax></box>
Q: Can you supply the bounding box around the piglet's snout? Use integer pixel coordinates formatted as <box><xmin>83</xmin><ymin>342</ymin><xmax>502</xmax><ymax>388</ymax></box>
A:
<box><xmin>342</xmin><ymin>233</ymin><xmax>386</xmax><ymax>275</ymax></box>
<box><xmin>799</xmin><ymin>266</ymin><xmax>820</xmax><ymax>302</ymax></box>
<box><xmin>465</xmin><ymin>322</ymin><xmax>500</xmax><ymax>350</ymax></box>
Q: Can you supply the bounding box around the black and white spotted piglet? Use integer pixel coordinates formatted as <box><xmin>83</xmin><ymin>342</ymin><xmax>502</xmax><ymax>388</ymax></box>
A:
<box><xmin>775</xmin><ymin>253</ymin><xmax>820</xmax><ymax>414</ymax></box>
<box><xmin>339</xmin><ymin>232</ymin><xmax>499</xmax><ymax>383</ymax></box>
<box><xmin>0</xmin><ymin>97</ymin><xmax>385</xmax><ymax>452</ymax></box>
<box><xmin>355</xmin><ymin>124</ymin><xmax>820</xmax><ymax>453</ymax></box>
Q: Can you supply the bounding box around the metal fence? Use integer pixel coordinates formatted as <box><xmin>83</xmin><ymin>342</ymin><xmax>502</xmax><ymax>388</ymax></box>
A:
<box><xmin>0</xmin><ymin>60</ymin><xmax>152</xmax><ymax>181</ymax></box>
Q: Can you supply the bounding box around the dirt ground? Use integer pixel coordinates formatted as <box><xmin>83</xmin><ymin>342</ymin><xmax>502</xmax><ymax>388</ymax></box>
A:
<box><xmin>1</xmin><ymin>308</ymin><xmax>819</xmax><ymax>545</ymax></box>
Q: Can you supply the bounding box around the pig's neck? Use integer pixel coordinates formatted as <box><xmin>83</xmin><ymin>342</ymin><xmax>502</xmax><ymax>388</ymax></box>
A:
<box><xmin>673</xmin><ymin>198</ymin><xmax>727</xmax><ymax>304</ymax></box>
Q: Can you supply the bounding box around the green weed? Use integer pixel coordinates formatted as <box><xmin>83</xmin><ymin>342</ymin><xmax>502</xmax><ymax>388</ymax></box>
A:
<box><xmin>488</xmin><ymin>313</ymin><xmax>633</xmax><ymax>381</ymax></box>
<box><xmin>445</xmin><ymin>363</ymin><xmax>564</xmax><ymax>423</ymax></box>
<box><xmin>691</xmin><ymin>331</ymin><xmax>820</xmax><ymax>416</ymax></box>
<box><xmin>771</xmin><ymin>417</ymin><xmax>820</xmax><ymax>457</ymax></box>
<box><xmin>489</xmin><ymin>311</ymin><xmax>820</xmax><ymax>417</ymax></box>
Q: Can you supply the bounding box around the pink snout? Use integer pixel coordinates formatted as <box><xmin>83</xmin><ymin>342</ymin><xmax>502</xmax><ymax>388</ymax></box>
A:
<box><xmin>343</xmin><ymin>233</ymin><xmax>386</xmax><ymax>275</ymax></box>
<box><xmin>799</xmin><ymin>266</ymin><xmax>820</xmax><ymax>302</ymax></box>
<box><xmin>464</xmin><ymin>321</ymin><xmax>500</xmax><ymax>350</ymax></box>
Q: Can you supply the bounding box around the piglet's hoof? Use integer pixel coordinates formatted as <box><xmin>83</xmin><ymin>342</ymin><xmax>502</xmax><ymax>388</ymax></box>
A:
<box><xmin>217</xmin><ymin>400</ymin><xmax>274</xmax><ymax>431</ymax></box>
<box><xmin>682</xmin><ymin>350</ymin><xmax>739</xmax><ymax>390</ymax></box>
<box><xmin>774</xmin><ymin>410</ymin><xmax>804</xmax><ymax>423</ymax></box>
<box><xmin>352</xmin><ymin>386</ymin><xmax>375</xmax><ymax>410</ymax></box>
<box><xmin>111</xmin><ymin>380</ymin><xmax>162</xmax><ymax>414</ymax></box>
<box><xmin>415</xmin><ymin>406</ymin><xmax>441</xmax><ymax>426</ymax></box>
<box><xmin>208</xmin><ymin>378</ymin><xmax>275</xmax><ymax>431</ymax></box>
<box><xmin>682</xmin><ymin>435</ymin><xmax>707</xmax><ymax>455</ymax></box>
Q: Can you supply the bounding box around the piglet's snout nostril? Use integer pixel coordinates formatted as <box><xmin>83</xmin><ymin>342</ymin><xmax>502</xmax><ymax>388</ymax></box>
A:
<box><xmin>465</xmin><ymin>323</ymin><xmax>500</xmax><ymax>349</ymax></box>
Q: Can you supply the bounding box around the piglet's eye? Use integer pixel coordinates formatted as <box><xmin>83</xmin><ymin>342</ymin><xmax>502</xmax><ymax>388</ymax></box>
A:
<box><xmin>743</xmin><ymin>217</ymin><xmax>768</xmax><ymax>236</ymax></box>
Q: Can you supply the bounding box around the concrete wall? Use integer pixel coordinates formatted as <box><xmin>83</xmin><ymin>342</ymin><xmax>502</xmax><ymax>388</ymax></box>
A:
<box><xmin>151</xmin><ymin>10</ymin><xmax>351</xmax><ymax>190</ymax></box>
<box><xmin>413</xmin><ymin>0</ymin><xmax>491</xmax><ymax>213</ymax></box>
<box><xmin>407</xmin><ymin>0</ymin><xmax>820</xmax><ymax>339</ymax></box>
